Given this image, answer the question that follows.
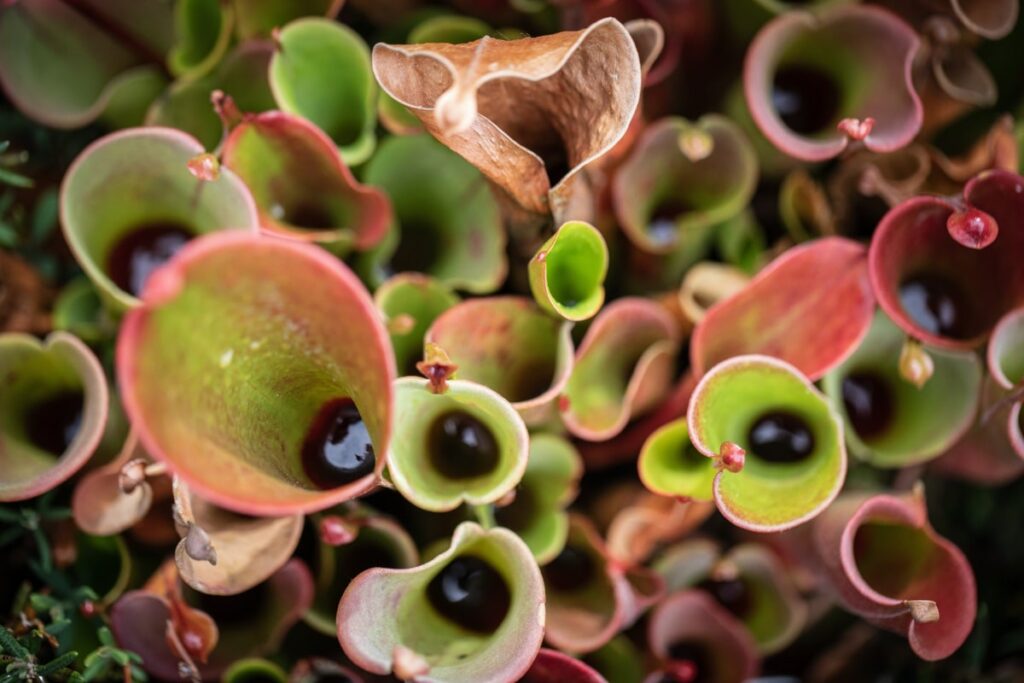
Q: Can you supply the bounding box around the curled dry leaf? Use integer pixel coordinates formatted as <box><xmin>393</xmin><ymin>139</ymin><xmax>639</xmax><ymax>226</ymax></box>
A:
<box><xmin>372</xmin><ymin>18</ymin><xmax>642</xmax><ymax>219</ymax></box>
<box><xmin>72</xmin><ymin>434</ymin><xmax>154</xmax><ymax>536</ymax></box>
<box><xmin>605</xmin><ymin>492</ymin><xmax>715</xmax><ymax>568</ymax></box>
<box><xmin>172</xmin><ymin>479</ymin><xmax>304</xmax><ymax>595</ymax></box>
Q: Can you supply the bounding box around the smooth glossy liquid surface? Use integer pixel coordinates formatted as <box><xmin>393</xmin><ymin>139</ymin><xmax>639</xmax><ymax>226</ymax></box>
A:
<box><xmin>543</xmin><ymin>544</ymin><xmax>595</xmax><ymax>592</ymax></box>
<box><xmin>427</xmin><ymin>410</ymin><xmax>500</xmax><ymax>480</ymax></box>
<box><xmin>747</xmin><ymin>411</ymin><xmax>815</xmax><ymax>463</ymax></box>
<box><xmin>426</xmin><ymin>554</ymin><xmax>510</xmax><ymax>633</ymax></box>
<box><xmin>301</xmin><ymin>398</ymin><xmax>375</xmax><ymax>489</ymax></box>
<box><xmin>842</xmin><ymin>372</ymin><xmax>894</xmax><ymax>440</ymax></box>
<box><xmin>898</xmin><ymin>274</ymin><xmax>973</xmax><ymax>339</ymax></box>
<box><xmin>696</xmin><ymin>576</ymin><xmax>752</xmax><ymax>618</ymax></box>
<box><xmin>772</xmin><ymin>65</ymin><xmax>841</xmax><ymax>135</ymax></box>
<box><xmin>25</xmin><ymin>391</ymin><xmax>84</xmax><ymax>455</ymax></box>
<box><xmin>107</xmin><ymin>222</ymin><xmax>192</xmax><ymax>297</ymax></box>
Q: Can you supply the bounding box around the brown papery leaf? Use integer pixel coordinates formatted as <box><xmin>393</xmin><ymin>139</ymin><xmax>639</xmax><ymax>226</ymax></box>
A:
<box><xmin>372</xmin><ymin>18</ymin><xmax>642</xmax><ymax>219</ymax></box>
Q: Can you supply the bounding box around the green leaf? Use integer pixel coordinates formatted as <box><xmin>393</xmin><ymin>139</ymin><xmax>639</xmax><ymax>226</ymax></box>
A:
<box><xmin>97</xmin><ymin>627</ymin><xmax>114</xmax><ymax>648</ymax></box>
<box><xmin>29</xmin><ymin>593</ymin><xmax>58</xmax><ymax>611</ymax></box>
<box><xmin>81</xmin><ymin>654</ymin><xmax>109</xmax><ymax>682</ymax></box>
<box><xmin>0</xmin><ymin>627</ymin><xmax>29</xmax><ymax>658</ymax></box>
<box><xmin>37</xmin><ymin>651</ymin><xmax>79</xmax><ymax>676</ymax></box>
<box><xmin>0</xmin><ymin>167</ymin><xmax>32</xmax><ymax>189</ymax></box>
<box><xmin>30</xmin><ymin>189</ymin><xmax>58</xmax><ymax>244</ymax></box>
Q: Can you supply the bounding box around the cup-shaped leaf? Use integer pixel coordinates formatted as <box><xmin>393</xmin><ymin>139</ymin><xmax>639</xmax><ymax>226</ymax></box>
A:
<box><xmin>0</xmin><ymin>332</ymin><xmax>108</xmax><ymax>502</ymax></box>
<box><xmin>638</xmin><ymin>418</ymin><xmax>717</xmax><ymax>502</ymax></box>
<box><xmin>270</xmin><ymin>18</ymin><xmax>377</xmax><ymax>165</ymax></box>
<box><xmin>560</xmin><ymin>1</ymin><xmax>673</xmax><ymax>86</ymax></box>
<box><xmin>647</xmin><ymin>590</ymin><xmax>760</xmax><ymax>683</ymax></box>
<box><xmin>811</xmin><ymin>490</ymin><xmax>977</xmax><ymax>660</ymax></box>
<box><xmin>425</xmin><ymin>297</ymin><xmax>573</xmax><ymax>424</ymax></box>
<box><xmin>581</xmin><ymin>636</ymin><xmax>645</xmax><ymax>683</ymax></box>
<box><xmin>221</xmin><ymin>111</ymin><xmax>391</xmax><ymax>251</ymax></box>
<box><xmin>822</xmin><ymin>311</ymin><xmax>982</xmax><ymax>467</ymax></box>
<box><xmin>375</xmin><ymin>15</ymin><xmax>493</xmax><ymax>137</ymax></box>
<box><xmin>689</xmin><ymin>355</ymin><xmax>847</xmax><ymax>531</ymax></box>
<box><xmin>937</xmin><ymin>374</ymin><xmax>1024</xmax><ymax>483</ymax></box>
<box><xmin>61</xmin><ymin>127</ymin><xmax>260</xmax><ymax>311</ymax></box>
<box><xmin>337</xmin><ymin>522</ymin><xmax>544</xmax><ymax>682</ymax></box>
<box><xmin>233</xmin><ymin>0</ymin><xmax>344</xmax><ymax>40</ymax></box>
<box><xmin>52</xmin><ymin>278</ymin><xmax>111</xmax><ymax>346</ymax></box>
<box><xmin>692</xmin><ymin>237</ymin><xmax>875</xmax><ymax>381</ymax></box>
<box><xmin>521</xmin><ymin>649</ymin><xmax>606</xmax><ymax>683</ymax></box>
<box><xmin>949</xmin><ymin>0</ymin><xmax>1019</xmax><ymax>38</ymax></box>
<box><xmin>112</xmin><ymin>560</ymin><xmax>314</xmax><ymax>681</ymax></box>
<box><xmin>928</xmin><ymin>115</ymin><xmax>1018</xmax><ymax>190</ymax></box>
<box><xmin>656</xmin><ymin>540</ymin><xmax>808</xmax><ymax>654</ymax></box>
<box><xmin>744</xmin><ymin>5</ymin><xmax>922</xmax><ymax>161</ymax></box>
<box><xmin>869</xmin><ymin>170</ymin><xmax>1024</xmax><ymax>349</ymax></box>
<box><xmin>542</xmin><ymin>515</ymin><xmax>627</xmax><ymax>654</ymax></box>
<box><xmin>372</xmin><ymin>18</ymin><xmax>641</xmax><ymax>218</ymax></box>
<box><xmin>937</xmin><ymin>305</ymin><xmax>1024</xmax><ymax>482</ymax></box>
<box><xmin>678</xmin><ymin>263</ymin><xmax>750</xmax><ymax>325</ymax></box>
<box><xmin>146</xmin><ymin>41</ymin><xmax>276</xmax><ymax>151</ymax></box>
<box><xmin>613</xmin><ymin>115</ymin><xmax>757</xmax><ymax>254</ymax></box>
<box><xmin>494</xmin><ymin>433</ymin><xmax>583</xmax><ymax>564</ymax></box>
<box><xmin>173</xmin><ymin>483</ymin><xmax>304</xmax><ymax>595</ymax></box>
<box><xmin>117</xmin><ymin>232</ymin><xmax>395</xmax><ymax>515</ymax></box>
<box><xmin>0</xmin><ymin>0</ymin><xmax>172</xmax><ymax>128</ymax></box>
<box><xmin>375</xmin><ymin>273</ymin><xmax>460</xmax><ymax>377</ymax></box>
<box><xmin>529</xmin><ymin>221</ymin><xmax>608</xmax><ymax>322</ymax></box>
<box><xmin>223</xmin><ymin>658</ymin><xmax>288</xmax><ymax>683</ymax></box>
<box><xmin>361</xmin><ymin>134</ymin><xmax>507</xmax><ymax>293</ymax></box>
<box><xmin>71</xmin><ymin>440</ymin><xmax>153</xmax><ymax>536</ymax></box>
<box><xmin>290</xmin><ymin>658</ymin><xmax>365</xmax><ymax>683</ymax></box>
<box><xmin>826</xmin><ymin>145</ymin><xmax>931</xmax><ymax>233</ymax></box>
<box><xmin>168</xmin><ymin>0</ymin><xmax>233</xmax><ymax>80</ymax></box>
<box><xmin>605</xmin><ymin>493</ymin><xmax>715</xmax><ymax>568</ymax></box>
<box><xmin>408</xmin><ymin>14</ymin><xmax>493</xmax><ymax>44</ymax></box>
<box><xmin>388</xmin><ymin>378</ymin><xmax>528</xmax><ymax>512</ymax></box>
<box><xmin>577</xmin><ymin>372</ymin><xmax>697</xmax><ymax>471</ymax></box>
<box><xmin>753</xmin><ymin>0</ymin><xmax>856</xmax><ymax>14</ymax></box>
<box><xmin>303</xmin><ymin>513</ymin><xmax>418</xmax><ymax>636</ymax></box>
<box><xmin>561</xmin><ymin>298</ymin><xmax>680</xmax><ymax>442</ymax></box>
<box><xmin>988</xmin><ymin>305</ymin><xmax>1024</xmax><ymax>389</ymax></box>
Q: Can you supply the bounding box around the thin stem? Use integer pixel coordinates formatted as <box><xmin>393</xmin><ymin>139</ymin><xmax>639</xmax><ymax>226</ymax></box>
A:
<box><xmin>472</xmin><ymin>504</ymin><xmax>495</xmax><ymax>529</ymax></box>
